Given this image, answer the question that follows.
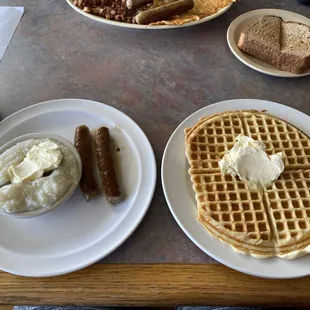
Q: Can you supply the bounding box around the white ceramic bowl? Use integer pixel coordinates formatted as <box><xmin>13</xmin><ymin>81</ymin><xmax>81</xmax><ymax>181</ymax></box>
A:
<box><xmin>0</xmin><ymin>133</ymin><xmax>82</xmax><ymax>219</ymax></box>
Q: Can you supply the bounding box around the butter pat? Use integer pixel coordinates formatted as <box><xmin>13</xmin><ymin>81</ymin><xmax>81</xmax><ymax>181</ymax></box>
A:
<box><xmin>7</xmin><ymin>140</ymin><xmax>63</xmax><ymax>184</ymax></box>
<box><xmin>26</xmin><ymin>141</ymin><xmax>63</xmax><ymax>171</ymax></box>
<box><xmin>219</xmin><ymin>135</ymin><xmax>284</xmax><ymax>191</ymax></box>
<box><xmin>8</xmin><ymin>160</ymin><xmax>44</xmax><ymax>183</ymax></box>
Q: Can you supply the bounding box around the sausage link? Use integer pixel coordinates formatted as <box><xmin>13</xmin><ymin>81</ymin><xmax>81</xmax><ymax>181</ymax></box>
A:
<box><xmin>74</xmin><ymin>125</ymin><xmax>100</xmax><ymax>201</ymax></box>
<box><xmin>95</xmin><ymin>127</ymin><xmax>123</xmax><ymax>204</ymax></box>
<box><xmin>134</xmin><ymin>0</ymin><xmax>194</xmax><ymax>24</ymax></box>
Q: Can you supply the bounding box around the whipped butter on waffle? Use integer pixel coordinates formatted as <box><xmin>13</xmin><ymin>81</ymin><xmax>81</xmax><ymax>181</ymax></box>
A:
<box><xmin>219</xmin><ymin>135</ymin><xmax>284</xmax><ymax>191</ymax></box>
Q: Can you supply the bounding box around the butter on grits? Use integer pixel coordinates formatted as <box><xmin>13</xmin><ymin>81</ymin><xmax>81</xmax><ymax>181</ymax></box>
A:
<box><xmin>0</xmin><ymin>139</ymin><xmax>79</xmax><ymax>214</ymax></box>
<box><xmin>8</xmin><ymin>140</ymin><xmax>63</xmax><ymax>184</ymax></box>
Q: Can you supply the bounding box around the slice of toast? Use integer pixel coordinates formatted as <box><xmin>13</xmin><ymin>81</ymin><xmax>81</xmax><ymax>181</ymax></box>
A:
<box><xmin>238</xmin><ymin>15</ymin><xmax>310</xmax><ymax>74</ymax></box>
<box><xmin>280</xmin><ymin>21</ymin><xmax>310</xmax><ymax>73</ymax></box>
<box><xmin>237</xmin><ymin>16</ymin><xmax>283</xmax><ymax>69</ymax></box>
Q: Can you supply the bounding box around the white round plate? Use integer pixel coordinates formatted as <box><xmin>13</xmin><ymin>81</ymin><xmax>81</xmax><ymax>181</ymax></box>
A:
<box><xmin>227</xmin><ymin>9</ymin><xmax>310</xmax><ymax>78</ymax></box>
<box><xmin>162</xmin><ymin>99</ymin><xmax>310</xmax><ymax>279</ymax></box>
<box><xmin>0</xmin><ymin>99</ymin><xmax>156</xmax><ymax>277</ymax></box>
<box><xmin>66</xmin><ymin>0</ymin><xmax>233</xmax><ymax>30</ymax></box>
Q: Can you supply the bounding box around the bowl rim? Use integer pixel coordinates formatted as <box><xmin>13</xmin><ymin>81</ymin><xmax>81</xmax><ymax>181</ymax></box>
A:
<box><xmin>0</xmin><ymin>133</ymin><xmax>82</xmax><ymax>219</ymax></box>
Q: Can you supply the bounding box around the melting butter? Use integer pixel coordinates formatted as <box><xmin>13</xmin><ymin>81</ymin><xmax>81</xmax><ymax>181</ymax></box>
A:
<box><xmin>219</xmin><ymin>135</ymin><xmax>284</xmax><ymax>191</ymax></box>
<box><xmin>7</xmin><ymin>140</ymin><xmax>63</xmax><ymax>184</ymax></box>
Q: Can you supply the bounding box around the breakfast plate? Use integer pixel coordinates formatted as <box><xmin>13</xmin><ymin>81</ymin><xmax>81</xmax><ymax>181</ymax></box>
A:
<box><xmin>66</xmin><ymin>0</ymin><xmax>233</xmax><ymax>29</ymax></box>
<box><xmin>0</xmin><ymin>98</ymin><xmax>156</xmax><ymax>277</ymax></box>
<box><xmin>227</xmin><ymin>9</ymin><xmax>310</xmax><ymax>78</ymax></box>
<box><xmin>162</xmin><ymin>99</ymin><xmax>310</xmax><ymax>279</ymax></box>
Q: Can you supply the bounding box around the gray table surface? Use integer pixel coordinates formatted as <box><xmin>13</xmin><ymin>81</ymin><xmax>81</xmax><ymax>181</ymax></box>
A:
<box><xmin>0</xmin><ymin>0</ymin><xmax>310</xmax><ymax>264</ymax></box>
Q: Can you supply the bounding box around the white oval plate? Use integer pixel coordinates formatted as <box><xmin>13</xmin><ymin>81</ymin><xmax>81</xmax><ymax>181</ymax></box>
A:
<box><xmin>162</xmin><ymin>99</ymin><xmax>310</xmax><ymax>279</ymax></box>
<box><xmin>0</xmin><ymin>99</ymin><xmax>156</xmax><ymax>277</ymax></box>
<box><xmin>66</xmin><ymin>0</ymin><xmax>233</xmax><ymax>29</ymax></box>
<box><xmin>227</xmin><ymin>9</ymin><xmax>310</xmax><ymax>78</ymax></box>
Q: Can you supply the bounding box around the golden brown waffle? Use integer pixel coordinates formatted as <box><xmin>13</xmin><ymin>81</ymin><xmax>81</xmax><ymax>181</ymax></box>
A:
<box><xmin>194</xmin><ymin>171</ymin><xmax>274</xmax><ymax>258</ymax></box>
<box><xmin>266</xmin><ymin>170</ymin><xmax>310</xmax><ymax>258</ymax></box>
<box><xmin>185</xmin><ymin>110</ymin><xmax>310</xmax><ymax>259</ymax></box>
<box><xmin>242</xmin><ymin>111</ymin><xmax>310</xmax><ymax>169</ymax></box>
<box><xmin>186</xmin><ymin>112</ymin><xmax>245</xmax><ymax>171</ymax></box>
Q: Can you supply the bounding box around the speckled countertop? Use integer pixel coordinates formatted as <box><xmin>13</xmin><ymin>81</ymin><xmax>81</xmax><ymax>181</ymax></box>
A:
<box><xmin>0</xmin><ymin>0</ymin><xmax>310</xmax><ymax>264</ymax></box>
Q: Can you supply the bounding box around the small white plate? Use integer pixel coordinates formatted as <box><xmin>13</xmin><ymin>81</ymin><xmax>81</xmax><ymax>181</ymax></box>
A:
<box><xmin>162</xmin><ymin>99</ymin><xmax>310</xmax><ymax>279</ymax></box>
<box><xmin>0</xmin><ymin>133</ymin><xmax>82</xmax><ymax>219</ymax></box>
<box><xmin>227</xmin><ymin>9</ymin><xmax>310</xmax><ymax>78</ymax></box>
<box><xmin>66</xmin><ymin>0</ymin><xmax>233</xmax><ymax>30</ymax></box>
<box><xmin>0</xmin><ymin>99</ymin><xmax>156</xmax><ymax>277</ymax></box>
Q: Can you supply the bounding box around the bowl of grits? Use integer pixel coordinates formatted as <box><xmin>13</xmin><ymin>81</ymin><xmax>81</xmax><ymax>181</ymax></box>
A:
<box><xmin>0</xmin><ymin>133</ymin><xmax>82</xmax><ymax>218</ymax></box>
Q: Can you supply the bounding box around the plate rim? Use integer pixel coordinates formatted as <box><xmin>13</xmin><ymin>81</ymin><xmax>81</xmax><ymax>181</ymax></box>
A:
<box><xmin>0</xmin><ymin>98</ymin><xmax>157</xmax><ymax>277</ymax></box>
<box><xmin>66</xmin><ymin>0</ymin><xmax>233</xmax><ymax>30</ymax></box>
<box><xmin>226</xmin><ymin>8</ymin><xmax>310</xmax><ymax>78</ymax></box>
<box><xmin>161</xmin><ymin>98</ymin><xmax>310</xmax><ymax>279</ymax></box>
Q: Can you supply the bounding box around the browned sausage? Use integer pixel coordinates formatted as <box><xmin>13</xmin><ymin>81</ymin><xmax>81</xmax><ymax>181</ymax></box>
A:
<box><xmin>95</xmin><ymin>127</ymin><xmax>123</xmax><ymax>204</ymax></box>
<box><xmin>74</xmin><ymin>125</ymin><xmax>100</xmax><ymax>201</ymax></box>
<box><xmin>134</xmin><ymin>0</ymin><xmax>194</xmax><ymax>24</ymax></box>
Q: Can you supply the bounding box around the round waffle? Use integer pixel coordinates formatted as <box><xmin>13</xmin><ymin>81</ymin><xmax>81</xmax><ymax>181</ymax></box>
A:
<box><xmin>185</xmin><ymin>110</ymin><xmax>310</xmax><ymax>259</ymax></box>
